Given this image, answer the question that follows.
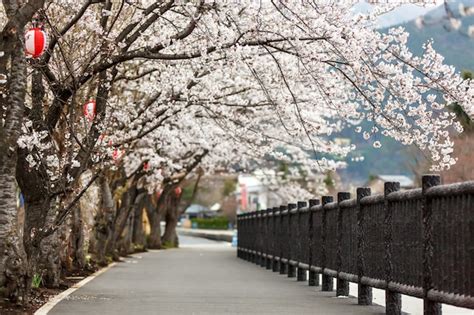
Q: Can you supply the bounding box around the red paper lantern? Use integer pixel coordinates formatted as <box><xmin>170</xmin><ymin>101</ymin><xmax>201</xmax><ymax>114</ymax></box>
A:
<box><xmin>25</xmin><ymin>27</ymin><xmax>48</xmax><ymax>58</ymax></box>
<box><xmin>112</xmin><ymin>148</ymin><xmax>124</xmax><ymax>162</ymax></box>
<box><xmin>83</xmin><ymin>100</ymin><xmax>96</xmax><ymax>121</ymax></box>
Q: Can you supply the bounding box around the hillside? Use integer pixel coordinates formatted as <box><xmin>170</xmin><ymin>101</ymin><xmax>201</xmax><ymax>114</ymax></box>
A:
<box><xmin>338</xmin><ymin>0</ymin><xmax>473</xmax><ymax>184</ymax></box>
<box><xmin>398</xmin><ymin>0</ymin><xmax>474</xmax><ymax>71</ymax></box>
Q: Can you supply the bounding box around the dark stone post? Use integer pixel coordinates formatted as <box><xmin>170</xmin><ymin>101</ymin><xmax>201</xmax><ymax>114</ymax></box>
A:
<box><xmin>297</xmin><ymin>201</ymin><xmax>308</xmax><ymax>281</ymax></box>
<box><xmin>357</xmin><ymin>188</ymin><xmax>372</xmax><ymax>305</ymax></box>
<box><xmin>287</xmin><ymin>203</ymin><xmax>297</xmax><ymax>278</ymax></box>
<box><xmin>321</xmin><ymin>195</ymin><xmax>334</xmax><ymax>292</ymax></box>
<box><xmin>279</xmin><ymin>205</ymin><xmax>288</xmax><ymax>275</ymax></box>
<box><xmin>272</xmin><ymin>207</ymin><xmax>280</xmax><ymax>272</ymax></box>
<box><xmin>422</xmin><ymin>175</ymin><xmax>442</xmax><ymax>315</ymax></box>
<box><xmin>308</xmin><ymin>199</ymin><xmax>320</xmax><ymax>287</ymax></box>
<box><xmin>384</xmin><ymin>182</ymin><xmax>402</xmax><ymax>315</ymax></box>
<box><xmin>336</xmin><ymin>192</ymin><xmax>351</xmax><ymax>297</ymax></box>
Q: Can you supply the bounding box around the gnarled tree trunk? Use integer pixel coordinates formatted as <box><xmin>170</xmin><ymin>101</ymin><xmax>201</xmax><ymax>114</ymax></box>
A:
<box><xmin>161</xmin><ymin>191</ymin><xmax>180</xmax><ymax>248</ymax></box>
<box><xmin>0</xmin><ymin>36</ymin><xmax>30</xmax><ymax>302</ymax></box>
<box><xmin>132</xmin><ymin>192</ymin><xmax>147</xmax><ymax>250</ymax></box>
<box><xmin>94</xmin><ymin>176</ymin><xmax>115</xmax><ymax>266</ymax></box>
<box><xmin>146</xmin><ymin>196</ymin><xmax>162</xmax><ymax>249</ymax></box>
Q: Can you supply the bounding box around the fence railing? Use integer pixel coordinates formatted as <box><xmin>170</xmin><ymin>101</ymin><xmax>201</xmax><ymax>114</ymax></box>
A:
<box><xmin>236</xmin><ymin>175</ymin><xmax>474</xmax><ymax>315</ymax></box>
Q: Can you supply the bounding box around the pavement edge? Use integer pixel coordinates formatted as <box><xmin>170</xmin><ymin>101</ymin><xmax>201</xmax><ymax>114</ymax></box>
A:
<box><xmin>34</xmin><ymin>262</ymin><xmax>117</xmax><ymax>315</ymax></box>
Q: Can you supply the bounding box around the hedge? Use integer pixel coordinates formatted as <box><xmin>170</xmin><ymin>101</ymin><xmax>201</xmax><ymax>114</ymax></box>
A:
<box><xmin>191</xmin><ymin>216</ymin><xmax>229</xmax><ymax>230</ymax></box>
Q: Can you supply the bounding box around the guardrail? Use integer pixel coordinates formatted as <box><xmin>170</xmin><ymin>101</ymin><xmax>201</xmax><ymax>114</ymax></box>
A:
<box><xmin>236</xmin><ymin>175</ymin><xmax>474</xmax><ymax>315</ymax></box>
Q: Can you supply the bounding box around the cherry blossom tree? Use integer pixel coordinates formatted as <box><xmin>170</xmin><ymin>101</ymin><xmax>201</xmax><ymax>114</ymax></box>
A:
<box><xmin>1</xmin><ymin>0</ymin><xmax>473</xmax><ymax>302</ymax></box>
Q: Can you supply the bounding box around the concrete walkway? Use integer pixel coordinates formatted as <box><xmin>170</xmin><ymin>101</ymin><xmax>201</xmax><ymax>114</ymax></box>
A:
<box><xmin>49</xmin><ymin>236</ymin><xmax>386</xmax><ymax>314</ymax></box>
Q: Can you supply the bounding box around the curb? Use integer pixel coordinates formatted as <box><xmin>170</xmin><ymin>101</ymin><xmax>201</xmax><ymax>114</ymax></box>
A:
<box><xmin>177</xmin><ymin>228</ymin><xmax>234</xmax><ymax>242</ymax></box>
<box><xmin>34</xmin><ymin>262</ymin><xmax>116</xmax><ymax>315</ymax></box>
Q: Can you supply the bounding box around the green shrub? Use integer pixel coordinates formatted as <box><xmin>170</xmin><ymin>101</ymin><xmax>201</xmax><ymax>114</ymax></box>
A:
<box><xmin>191</xmin><ymin>216</ymin><xmax>229</xmax><ymax>230</ymax></box>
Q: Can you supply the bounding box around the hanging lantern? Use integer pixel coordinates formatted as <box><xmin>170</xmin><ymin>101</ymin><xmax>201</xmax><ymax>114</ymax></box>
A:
<box><xmin>112</xmin><ymin>148</ymin><xmax>124</xmax><ymax>162</ymax></box>
<box><xmin>143</xmin><ymin>162</ymin><xmax>150</xmax><ymax>171</ymax></box>
<box><xmin>83</xmin><ymin>100</ymin><xmax>96</xmax><ymax>121</ymax></box>
<box><xmin>24</xmin><ymin>27</ymin><xmax>48</xmax><ymax>58</ymax></box>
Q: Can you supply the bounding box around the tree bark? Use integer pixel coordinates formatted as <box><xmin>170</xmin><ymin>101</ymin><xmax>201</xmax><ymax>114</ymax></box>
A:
<box><xmin>161</xmin><ymin>191</ymin><xmax>180</xmax><ymax>248</ymax></box>
<box><xmin>146</xmin><ymin>196</ymin><xmax>162</xmax><ymax>249</ymax></box>
<box><xmin>68</xmin><ymin>205</ymin><xmax>86</xmax><ymax>270</ymax></box>
<box><xmin>106</xmin><ymin>184</ymin><xmax>136</xmax><ymax>258</ymax></box>
<box><xmin>132</xmin><ymin>192</ymin><xmax>147</xmax><ymax>249</ymax></box>
<box><xmin>94</xmin><ymin>176</ymin><xmax>115</xmax><ymax>266</ymax></box>
<box><xmin>118</xmin><ymin>215</ymin><xmax>134</xmax><ymax>256</ymax></box>
<box><xmin>0</xmin><ymin>30</ymin><xmax>30</xmax><ymax>301</ymax></box>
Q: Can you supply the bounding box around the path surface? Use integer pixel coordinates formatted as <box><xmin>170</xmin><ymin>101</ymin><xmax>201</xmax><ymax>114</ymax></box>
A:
<box><xmin>49</xmin><ymin>235</ymin><xmax>386</xmax><ymax>315</ymax></box>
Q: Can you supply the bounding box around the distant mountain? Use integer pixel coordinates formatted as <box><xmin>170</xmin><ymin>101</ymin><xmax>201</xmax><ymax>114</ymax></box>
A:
<box><xmin>339</xmin><ymin>0</ymin><xmax>474</xmax><ymax>183</ymax></box>
<box><xmin>390</xmin><ymin>0</ymin><xmax>474</xmax><ymax>72</ymax></box>
<box><xmin>354</xmin><ymin>1</ymin><xmax>443</xmax><ymax>28</ymax></box>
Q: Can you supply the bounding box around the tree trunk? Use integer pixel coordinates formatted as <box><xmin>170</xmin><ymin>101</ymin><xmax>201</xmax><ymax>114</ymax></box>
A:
<box><xmin>107</xmin><ymin>187</ymin><xmax>132</xmax><ymax>258</ymax></box>
<box><xmin>38</xmin><ymin>231</ymin><xmax>61</xmax><ymax>288</ymax></box>
<box><xmin>66</xmin><ymin>205</ymin><xmax>86</xmax><ymax>271</ymax></box>
<box><xmin>132</xmin><ymin>193</ymin><xmax>147</xmax><ymax>250</ymax></box>
<box><xmin>146</xmin><ymin>198</ymin><xmax>162</xmax><ymax>249</ymax></box>
<box><xmin>118</xmin><ymin>211</ymin><xmax>134</xmax><ymax>256</ymax></box>
<box><xmin>0</xmin><ymin>21</ymin><xmax>30</xmax><ymax>302</ymax></box>
<box><xmin>94</xmin><ymin>176</ymin><xmax>115</xmax><ymax>266</ymax></box>
<box><xmin>161</xmin><ymin>191</ymin><xmax>180</xmax><ymax>248</ymax></box>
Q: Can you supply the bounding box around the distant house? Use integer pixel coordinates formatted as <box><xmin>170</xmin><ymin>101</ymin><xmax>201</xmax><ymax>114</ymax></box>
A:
<box><xmin>366</xmin><ymin>175</ymin><xmax>415</xmax><ymax>194</ymax></box>
<box><xmin>236</xmin><ymin>174</ymin><xmax>269</xmax><ymax>213</ymax></box>
<box><xmin>183</xmin><ymin>204</ymin><xmax>218</xmax><ymax>219</ymax></box>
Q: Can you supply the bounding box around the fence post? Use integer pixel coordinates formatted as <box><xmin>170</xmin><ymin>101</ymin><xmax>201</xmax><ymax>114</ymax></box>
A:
<box><xmin>357</xmin><ymin>188</ymin><xmax>372</xmax><ymax>305</ymax></box>
<box><xmin>279</xmin><ymin>205</ymin><xmax>288</xmax><ymax>275</ymax></box>
<box><xmin>260</xmin><ymin>209</ymin><xmax>266</xmax><ymax>268</ymax></box>
<box><xmin>272</xmin><ymin>207</ymin><xmax>280</xmax><ymax>272</ymax></box>
<box><xmin>321</xmin><ymin>195</ymin><xmax>334</xmax><ymax>291</ymax></box>
<box><xmin>336</xmin><ymin>192</ymin><xmax>351</xmax><ymax>297</ymax></box>
<box><xmin>287</xmin><ymin>203</ymin><xmax>297</xmax><ymax>278</ymax></box>
<box><xmin>265</xmin><ymin>209</ymin><xmax>272</xmax><ymax>270</ymax></box>
<box><xmin>237</xmin><ymin>214</ymin><xmax>241</xmax><ymax>258</ymax></box>
<box><xmin>251</xmin><ymin>211</ymin><xmax>257</xmax><ymax>264</ymax></box>
<box><xmin>255</xmin><ymin>210</ymin><xmax>260</xmax><ymax>265</ymax></box>
<box><xmin>308</xmin><ymin>198</ymin><xmax>320</xmax><ymax>287</ymax></box>
<box><xmin>249</xmin><ymin>212</ymin><xmax>254</xmax><ymax>263</ymax></box>
<box><xmin>248</xmin><ymin>212</ymin><xmax>252</xmax><ymax>262</ymax></box>
<box><xmin>384</xmin><ymin>182</ymin><xmax>402</xmax><ymax>315</ymax></box>
<box><xmin>297</xmin><ymin>201</ymin><xmax>308</xmax><ymax>281</ymax></box>
<box><xmin>422</xmin><ymin>175</ymin><xmax>441</xmax><ymax>315</ymax></box>
<box><xmin>241</xmin><ymin>213</ymin><xmax>246</xmax><ymax>261</ymax></box>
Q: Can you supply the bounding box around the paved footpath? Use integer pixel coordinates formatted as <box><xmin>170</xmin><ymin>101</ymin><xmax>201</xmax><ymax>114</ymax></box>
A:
<box><xmin>49</xmin><ymin>235</ymin><xmax>386</xmax><ymax>315</ymax></box>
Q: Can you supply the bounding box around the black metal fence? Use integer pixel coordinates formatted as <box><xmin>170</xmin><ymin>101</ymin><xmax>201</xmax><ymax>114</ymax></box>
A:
<box><xmin>237</xmin><ymin>175</ymin><xmax>474</xmax><ymax>315</ymax></box>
